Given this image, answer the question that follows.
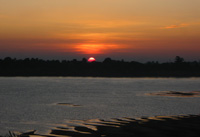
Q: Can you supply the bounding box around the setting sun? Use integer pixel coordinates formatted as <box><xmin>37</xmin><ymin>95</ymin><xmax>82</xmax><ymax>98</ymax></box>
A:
<box><xmin>88</xmin><ymin>57</ymin><xmax>96</xmax><ymax>62</ymax></box>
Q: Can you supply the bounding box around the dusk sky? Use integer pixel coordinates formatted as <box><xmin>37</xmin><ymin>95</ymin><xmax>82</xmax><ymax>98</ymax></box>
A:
<box><xmin>0</xmin><ymin>0</ymin><xmax>200</xmax><ymax>62</ymax></box>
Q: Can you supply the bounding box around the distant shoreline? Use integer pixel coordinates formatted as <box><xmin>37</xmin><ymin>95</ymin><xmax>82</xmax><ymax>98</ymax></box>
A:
<box><xmin>1</xmin><ymin>75</ymin><xmax>200</xmax><ymax>78</ymax></box>
<box><xmin>1</xmin><ymin>57</ymin><xmax>200</xmax><ymax>77</ymax></box>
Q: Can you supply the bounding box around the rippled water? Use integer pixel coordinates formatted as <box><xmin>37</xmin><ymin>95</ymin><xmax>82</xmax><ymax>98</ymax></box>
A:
<box><xmin>0</xmin><ymin>77</ymin><xmax>200</xmax><ymax>134</ymax></box>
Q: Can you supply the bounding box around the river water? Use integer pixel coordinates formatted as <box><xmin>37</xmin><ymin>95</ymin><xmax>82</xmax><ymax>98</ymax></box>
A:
<box><xmin>0</xmin><ymin>77</ymin><xmax>200</xmax><ymax>134</ymax></box>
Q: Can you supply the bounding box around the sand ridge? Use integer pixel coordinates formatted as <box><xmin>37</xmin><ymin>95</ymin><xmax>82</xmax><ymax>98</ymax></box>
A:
<box><xmin>18</xmin><ymin>114</ymin><xmax>200</xmax><ymax>137</ymax></box>
<box><xmin>56</xmin><ymin>103</ymin><xmax>81</xmax><ymax>107</ymax></box>
<box><xmin>146</xmin><ymin>91</ymin><xmax>200</xmax><ymax>97</ymax></box>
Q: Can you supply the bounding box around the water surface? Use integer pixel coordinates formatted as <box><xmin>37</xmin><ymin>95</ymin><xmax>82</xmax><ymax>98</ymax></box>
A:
<box><xmin>0</xmin><ymin>77</ymin><xmax>200</xmax><ymax>134</ymax></box>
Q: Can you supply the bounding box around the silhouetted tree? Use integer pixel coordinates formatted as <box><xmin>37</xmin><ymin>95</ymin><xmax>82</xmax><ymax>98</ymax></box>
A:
<box><xmin>103</xmin><ymin>58</ymin><xmax>112</xmax><ymax>63</ymax></box>
<box><xmin>175</xmin><ymin>56</ymin><xmax>184</xmax><ymax>63</ymax></box>
<box><xmin>82</xmin><ymin>58</ymin><xmax>87</xmax><ymax>63</ymax></box>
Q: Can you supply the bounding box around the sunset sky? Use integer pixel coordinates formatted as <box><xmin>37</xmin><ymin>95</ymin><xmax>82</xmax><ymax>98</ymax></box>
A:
<box><xmin>0</xmin><ymin>0</ymin><xmax>200</xmax><ymax>62</ymax></box>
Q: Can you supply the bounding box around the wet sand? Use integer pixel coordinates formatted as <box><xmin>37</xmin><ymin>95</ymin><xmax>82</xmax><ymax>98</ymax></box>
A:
<box><xmin>57</xmin><ymin>103</ymin><xmax>81</xmax><ymax>107</ymax></box>
<box><xmin>19</xmin><ymin>114</ymin><xmax>200</xmax><ymax>137</ymax></box>
<box><xmin>146</xmin><ymin>91</ymin><xmax>200</xmax><ymax>97</ymax></box>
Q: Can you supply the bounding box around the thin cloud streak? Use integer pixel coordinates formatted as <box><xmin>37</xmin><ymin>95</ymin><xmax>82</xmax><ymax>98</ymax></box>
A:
<box><xmin>162</xmin><ymin>23</ymin><xmax>189</xmax><ymax>29</ymax></box>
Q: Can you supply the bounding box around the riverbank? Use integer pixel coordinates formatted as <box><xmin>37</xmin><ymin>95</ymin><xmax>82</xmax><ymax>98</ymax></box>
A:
<box><xmin>15</xmin><ymin>114</ymin><xmax>200</xmax><ymax>137</ymax></box>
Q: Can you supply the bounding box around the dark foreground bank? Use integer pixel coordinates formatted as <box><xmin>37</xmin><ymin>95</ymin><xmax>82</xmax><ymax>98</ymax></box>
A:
<box><xmin>7</xmin><ymin>114</ymin><xmax>200</xmax><ymax>137</ymax></box>
<box><xmin>1</xmin><ymin>56</ymin><xmax>200</xmax><ymax>77</ymax></box>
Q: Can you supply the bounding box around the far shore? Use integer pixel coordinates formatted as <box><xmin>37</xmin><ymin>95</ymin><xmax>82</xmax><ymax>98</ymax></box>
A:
<box><xmin>1</xmin><ymin>75</ymin><xmax>200</xmax><ymax>78</ymax></box>
<box><xmin>1</xmin><ymin>57</ymin><xmax>200</xmax><ymax>77</ymax></box>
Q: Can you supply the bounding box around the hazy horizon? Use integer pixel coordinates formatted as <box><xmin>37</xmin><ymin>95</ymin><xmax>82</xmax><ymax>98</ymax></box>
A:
<box><xmin>0</xmin><ymin>55</ymin><xmax>199</xmax><ymax>63</ymax></box>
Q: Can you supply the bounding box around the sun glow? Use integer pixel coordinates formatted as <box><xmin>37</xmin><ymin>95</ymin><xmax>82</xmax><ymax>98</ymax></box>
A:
<box><xmin>75</xmin><ymin>44</ymin><xmax>120</xmax><ymax>54</ymax></box>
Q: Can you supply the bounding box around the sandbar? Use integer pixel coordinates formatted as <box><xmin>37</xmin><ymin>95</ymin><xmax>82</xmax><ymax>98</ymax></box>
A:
<box><xmin>16</xmin><ymin>114</ymin><xmax>200</xmax><ymax>137</ymax></box>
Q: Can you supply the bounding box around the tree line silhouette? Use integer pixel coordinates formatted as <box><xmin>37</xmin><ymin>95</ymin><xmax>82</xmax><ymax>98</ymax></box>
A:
<box><xmin>0</xmin><ymin>56</ymin><xmax>200</xmax><ymax>77</ymax></box>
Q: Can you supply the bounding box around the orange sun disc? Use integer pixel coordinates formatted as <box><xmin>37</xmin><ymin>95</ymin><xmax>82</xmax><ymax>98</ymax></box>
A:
<box><xmin>88</xmin><ymin>57</ymin><xmax>96</xmax><ymax>62</ymax></box>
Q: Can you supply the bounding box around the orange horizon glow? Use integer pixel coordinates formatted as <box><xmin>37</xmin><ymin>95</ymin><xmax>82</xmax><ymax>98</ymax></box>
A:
<box><xmin>75</xmin><ymin>44</ymin><xmax>122</xmax><ymax>54</ymax></box>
